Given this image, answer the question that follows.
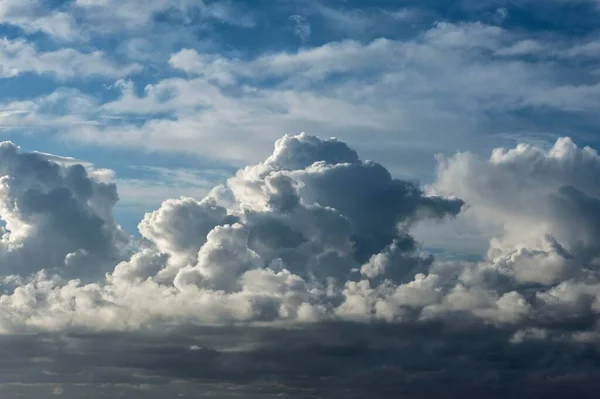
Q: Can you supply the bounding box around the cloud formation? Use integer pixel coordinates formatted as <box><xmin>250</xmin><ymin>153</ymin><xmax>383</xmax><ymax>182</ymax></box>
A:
<box><xmin>2</xmin><ymin>0</ymin><xmax>600</xmax><ymax>395</ymax></box>
<box><xmin>0</xmin><ymin>133</ymin><xmax>462</xmax><ymax>331</ymax></box>
<box><xmin>3</xmin><ymin>133</ymin><xmax>600</xmax><ymax>396</ymax></box>
<box><xmin>0</xmin><ymin>141</ymin><xmax>129</xmax><ymax>278</ymax></box>
<box><xmin>0</xmin><ymin>0</ymin><xmax>78</xmax><ymax>40</ymax></box>
<box><xmin>8</xmin><ymin>18</ymin><xmax>594</xmax><ymax>178</ymax></box>
<box><xmin>0</xmin><ymin>38</ymin><xmax>140</xmax><ymax>79</ymax></box>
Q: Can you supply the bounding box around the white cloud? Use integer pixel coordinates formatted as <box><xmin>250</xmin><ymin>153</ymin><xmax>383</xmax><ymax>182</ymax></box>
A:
<box><xmin>2</xmin><ymin>1</ymin><xmax>600</xmax><ymax>396</ymax></box>
<box><xmin>0</xmin><ymin>38</ymin><xmax>141</xmax><ymax>79</ymax></box>
<box><xmin>3</xmin><ymin>132</ymin><xmax>600</xmax><ymax>345</ymax></box>
<box><xmin>0</xmin><ymin>141</ymin><xmax>130</xmax><ymax>278</ymax></box>
<box><xmin>3</xmin><ymin>21</ymin><xmax>600</xmax><ymax>184</ymax></box>
<box><xmin>0</xmin><ymin>133</ymin><xmax>463</xmax><ymax>333</ymax></box>
<box><xmin>289</xmin><ymin>15</ymin><xmax>311</xmax><ymax>42</ymax></box>
<box><xmin>0</xmin><ymin>0</ymin><xmax>79</xmax><ymax>41</ymax></box>
<box><xmin>0</xmin><ymin>133</ymin><xmax>599</xmax><ymax>396</ymax></box>
<box><xmin>27</xmin><ymin>21</ymin><xmax>595</xmax><ymax>177</ymax></box>
<box><xmin>434</xmin><ymin>137</ymin><xmax>600</xmax><ymax>255</ymax></box>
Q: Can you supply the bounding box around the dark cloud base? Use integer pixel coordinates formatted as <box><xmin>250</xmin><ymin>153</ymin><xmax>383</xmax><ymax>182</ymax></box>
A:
<box><xmin>2</xmin><ymin>324</ymin><xmax>600</xmax><ymax>398</ymax></box>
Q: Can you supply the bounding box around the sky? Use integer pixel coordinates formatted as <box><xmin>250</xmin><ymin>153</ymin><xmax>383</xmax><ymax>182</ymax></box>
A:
<box><xmin>3</xmin><ymin>0</ymin><xmax>600</xmax><ymax>397</ymax></box>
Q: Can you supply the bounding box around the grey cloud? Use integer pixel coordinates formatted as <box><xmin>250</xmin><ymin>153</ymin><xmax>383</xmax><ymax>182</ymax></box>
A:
<box><xmin>207</xmin><ymin>133</ymin><xmax>463</xmax><ymax>284</ymax></box>
<box><xmin>0</xmin><ymin>325</ymin><xmax>599</xmax><ymax>398</ymax></box>
<box><xmin>0</xmin><ymin>133</ymin><xmax>463</xmax><ymax>332</ymax></box>
<box><xmin>3</xmin><ymin>135</ymin><xmax>600</xmax><ymax>342</ymax></box>
<box><xmin>434</xmin><ymin>136</ymin><xmax>600</xmax><ymax>265</ymax></box>
<box><xmin>3</xmin><ymin>134</ymin><xmax>600</xmax><ymax>397</ymax></box>
<box><xmin>138</xmin><ymin>196</ymin><xmax>237</xmax><ymax>274</ymax></box>
<box><xmin>0</xmin><ymin>141</ymin><xmax>129</xmax><ymax>278</ymax></box>
<box><xmin>416</xmin><ymin>137</ymin><xmax>600</xmax><ymax>335</ymax></box>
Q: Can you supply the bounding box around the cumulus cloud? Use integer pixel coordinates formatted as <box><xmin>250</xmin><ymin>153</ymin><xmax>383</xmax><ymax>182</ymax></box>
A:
<box><xmin>6</xmin><ymin>133</ymin><xmax>600</xmax><ymax>337</ymax></box>
<box><xmin>4</xmin><ymin>133</ymin><xmax>600</xmax><ymax>396</ymax></box>
<box><xmin>0</xmin><ymin>141</ymin><xmax>129</xmax><ymax>277</ymax></box>
<box><xmin>420</xmin><ymin>137</ymin><xmax>600</xmax><ymax>332</ymax></box>
<box><xmin>434</xmin><ymin>137</ymin><xmax>600</xmax><ymax>269</ymax></box>
<box><xmin>0</xmin><ymin>133</ymin><xmax>462</xmax><ymax>332</ymax></box>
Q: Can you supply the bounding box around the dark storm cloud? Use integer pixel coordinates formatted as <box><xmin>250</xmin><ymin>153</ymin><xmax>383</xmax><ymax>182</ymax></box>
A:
<box><xmin>1</xmin><ymin>324</ymin><xmax>600</xmax><ymax>398</ymax></box>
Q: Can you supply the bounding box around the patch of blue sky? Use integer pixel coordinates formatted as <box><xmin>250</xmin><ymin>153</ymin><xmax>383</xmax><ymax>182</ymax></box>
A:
<box><xmin>0</xmin><ymin>74</ymin><xmax>59</xmax><ymax>101</ymax></box>
<box><xmin>0</xmin><ymin>24</ymin><xmax>33</xmax><ymax>40</ymax></box>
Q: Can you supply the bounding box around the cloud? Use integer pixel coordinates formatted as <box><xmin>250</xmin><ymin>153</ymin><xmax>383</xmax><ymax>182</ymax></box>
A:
<box><xmin>0</xmin><ymin>133</ymin><xmax>462</xmax><ymax>332</ymax></box>
<box><xmin>3</xmin><ymin>132</ymin><xmax>600</xmax><ymax>340</ymax></box>
<box><xmin>0</xmin><ymin>39</ymin><xmax>141</xmax><ymax>79</ymax></box>
<box><xmin>306</xmin><ymin>1</ymin><xmax>420</xmax><ymax>38</ymax></box>
<box><xmin>1</xmin><ymin>134</ymin><xmax>600</xmax><ymax>395</ymax></box>
<box><xmin>73</xmin><ymin>0</ymin><xmax>171</xmax><ymax>29</ymax></box>
<box><xmin>1</xmin><ymin>0</ymin><xmax>600</xmax><ymax>395</ymax></box>
<box><xmin>10</xmin><ymin>20</ymin><xmax>590</xmax><ymax>182</ymax></box>
<box><xmin>2</xmin><ymin>19</ymin><xmax>600</xmax><ymax>192</ymax></box>
<box><xmin>0</xmin><ymin>141</ymin><xmax>129</xmax><ymax>277</ymax></box>
<box><xmin>73</xmin><ymin>0</ymin><xmax>255</xmax><ymax>33</ymax></box>
<box><xmin>0</xmin><ymin>324</ymin><xmax>599</xmax><ymax>398</ymax></box>
<box><xmin>418</xmin><ymin>137</ymin><xmax>600</xmax><ymax>330</ymax></box>
<box><xmin>289</xmin><ymin>15</ymin><xmax>312</xmax><ymax>42</ymax></box>
<box><xmin>0</xmin><ymin>0</ymin><xmax>79</xmax><ymax>41</ymax></box>
<box><xmin>434</xmin><ymin>137</ymin><xmax>600</xmax><ymax>257</ymax></box>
